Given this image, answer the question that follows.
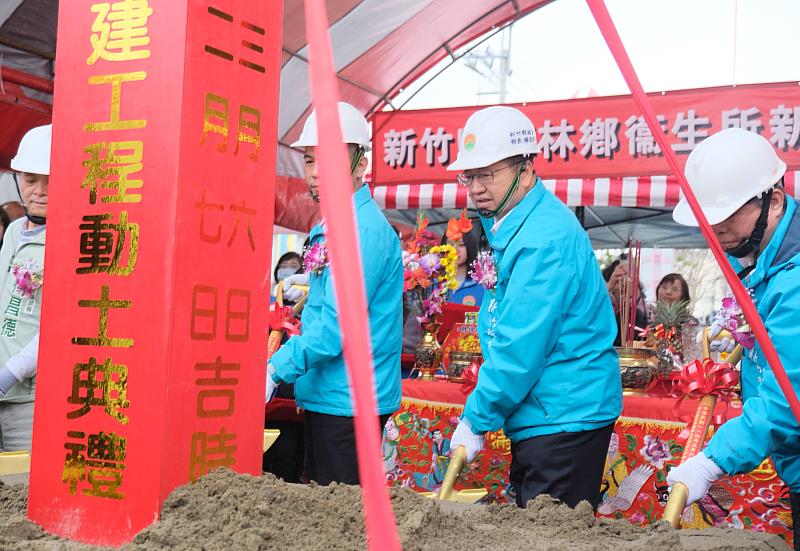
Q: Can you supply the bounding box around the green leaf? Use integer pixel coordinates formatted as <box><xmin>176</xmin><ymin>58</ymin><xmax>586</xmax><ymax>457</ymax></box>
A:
<box><xmin>669</xmin><ymin>442</ymin><xmax>684</xmax><ymax>455</ymax></box>
<box><xmin>399</xmin><ymin>445</ymin><xmax>408</xmax><ymax>453</ymax></box>
<box><xmin>625</xmin><ymin>434</ymin><xmax>638</xmax><ymax>452</ymax></box>
<box><xmin>744</xmin><ymin>517</ymin><xmax>752</xmax><ymax>528</ymax></box>
<box><xmin>656</xmin><ymin>470</ymin><xmax>666</xmax><ymax>483</ymax></box>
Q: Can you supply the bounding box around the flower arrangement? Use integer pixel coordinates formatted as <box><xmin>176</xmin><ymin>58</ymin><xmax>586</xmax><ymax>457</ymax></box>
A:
<box><xmin>469</xmin><ymin>251</ymin><xmax>497</xmax><ymax>291</ymax></box>
<box><xmin>445</xmin><ymin>210</ymin><xmax>472</xmax><ymax>243</ymax></box>
<box><xmin>303</xmin><ymin>241</ymin><xmax>328</xmax><ymax>276</ymax></box>
<box><xmin>408</xmin><ymin>212</ymin><xmax>439</xmax><ymax>252</ymax></box>
<box><xmin>403</xmin><ymin>212</ymin><xmax>458</xmax><ymax>324</ymax></box>
<box><xmin>713</xmin><ymin>295</ymin><xmax>755</xmax><ymax>350</ymax></box>
<box><xmin>12</xmin><ymin>265</ymin><xmax>42</xmax><ymax>298</ymax></box>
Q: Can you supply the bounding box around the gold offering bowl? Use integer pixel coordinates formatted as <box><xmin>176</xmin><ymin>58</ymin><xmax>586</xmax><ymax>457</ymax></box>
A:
<box><xmin>447</xmin><ymin>351</ymin><xmax>482</xmax><ymax>383</ymax></box>
<box><xmin>616</xmin><ymin>346</ymin><xmax>658</xmax><ymax>394</ymax></box>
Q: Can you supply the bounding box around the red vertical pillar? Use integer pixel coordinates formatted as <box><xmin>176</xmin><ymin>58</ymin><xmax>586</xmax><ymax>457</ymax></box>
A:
<box><xmin>27</xmin><ymin>1</ymin><xmax>282</xmax><ymax>545</ymax></box>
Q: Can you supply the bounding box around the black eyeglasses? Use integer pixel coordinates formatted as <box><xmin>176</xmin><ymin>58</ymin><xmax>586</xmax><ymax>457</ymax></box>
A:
<box><xmin>456</xmin><ymin>163</ymin><xmax>521</xmax><ymax>187</ymax></box>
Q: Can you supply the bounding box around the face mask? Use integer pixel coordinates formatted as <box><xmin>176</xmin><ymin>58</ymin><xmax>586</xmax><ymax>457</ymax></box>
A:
<box><xmin>276</xmin><ymin>267</ymin><xmax>299</xmax><ymax>280</ymax></box>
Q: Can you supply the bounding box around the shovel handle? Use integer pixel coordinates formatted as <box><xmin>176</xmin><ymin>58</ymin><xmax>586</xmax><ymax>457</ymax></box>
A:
<box><xmin>662</xmin><ymin>482</ymin><xmax>688</xmax><ymax>527</ymax></box>
<box><xmin>662</xmin><ymin>394</ymin><xmax>717</xmax><ymax>528</ymax></box>
<box><xmin>439</xmin><ymin>446</ymin><xmax>467</xmax><ymax>501</ymax></box>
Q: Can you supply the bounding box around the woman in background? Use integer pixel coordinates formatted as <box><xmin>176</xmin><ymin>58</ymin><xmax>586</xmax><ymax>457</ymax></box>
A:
<box><xmin>443</xmin><ymin>212</ymin><xmax>485</xmax><ymax>307</ymax></box>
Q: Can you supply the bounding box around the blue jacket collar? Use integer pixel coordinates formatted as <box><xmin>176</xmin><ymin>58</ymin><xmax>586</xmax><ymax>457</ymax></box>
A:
<box><xmin>484</xmin><ymin>178</ymin><xmax>545</xmax><ymax>251</ymax></box>
<box><xmin>309</xmin><ymin>185</ymin><xmax>372</xmax><ymax>240</ymax></box>
<box><xmin>729</xmin><ymin>198</ymin><xmax>799</xmax><ymax>287</ymax></box>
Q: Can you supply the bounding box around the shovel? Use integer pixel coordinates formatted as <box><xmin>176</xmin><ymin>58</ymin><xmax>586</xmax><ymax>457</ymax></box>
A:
<box><xmin>267</xmin><ymin>281</ymin><xmax>308</xmax><ymax>359</ymax></box>
<box><xmin>662</xmin><ymin>327</ymin><xmax>742</xmax><ymax>528</ymax></box>
<box><xmin>263</xmin><ymin>429</ymin><xmax>281</xmax><ymax>453</ymax></box>
<box><xmin>420</xmin><ymin>446</ymin><xmax>488</xmax><ymax>504</ymax></box>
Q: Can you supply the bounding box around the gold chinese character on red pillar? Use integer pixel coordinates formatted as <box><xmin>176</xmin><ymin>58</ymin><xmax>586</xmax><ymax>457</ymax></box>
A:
<box><xmin>88</xmin><ymin>0</ymin><xmax>153</xmax><ymax>65</ymax></box>
<box><xmin>234</xmin><ymin>105</ymin><xmax>261</xmax><ymax>160</ymax></box>
<box><xmin>201</xmin><ymin>93</ymin><xmax>229</xmax><ymax>152</ymax></box>
<box><xmin>82</xmin><ymin>141</ymin><xmax>144</xmax><ymax>204</ymax></box>
<box><xmin>195</xmin><ymin>356</ymin><xmax>239</xmax><ymax>418</ymax></box>
<box><xmin>78</xmin><ymin>212</ymin><xmax>140</xmax><ymax>275</ymax></box>
<box><xmin>67</xmin><ymin>357</ymin><xmax>130</xmax><ymax>424</ymax></box>
<box><xmin>62</xmin><ymin>431</ymin><xmax>127</xmax><ymax>499</ymax></box>
<box><xmin>194</xmin><ymin>189</ymin><xmax>224</xmax><ymax>243</ymax></box>
<box><xmin>85</xmin><ymin>72</ymin><xmax>147</xmax><ymax>132</ymax></box>
<box><xmin>71</xmin><ymin>285</ymin><xmax>134</xmax><ymax>348</ymax></box>
<box><xmin>188</xmin><ymin>428</ymin><xmax>236</xmax><ymax>481</ymax></box>
<box><xmin>204</xmin><ymin>6</ymin><xmax>266</xmax><ymax>74</ymax></box>
<box><xmin>227</xmin><ymin>200</ymin><xmax>256</xmax><ymax>251</ymax></box>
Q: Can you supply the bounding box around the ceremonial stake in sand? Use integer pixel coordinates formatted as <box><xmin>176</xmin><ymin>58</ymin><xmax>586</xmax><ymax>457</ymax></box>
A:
<box><xmin>303</xmin><ymin>0</ymin><xmax>401</xmax><ymax>548</ymax></box>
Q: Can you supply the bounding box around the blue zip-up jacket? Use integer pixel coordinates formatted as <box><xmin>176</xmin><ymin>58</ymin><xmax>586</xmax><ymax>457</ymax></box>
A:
<box><xmin>462</xmin><ymin>180</ymin><xmax>622</xmax><ymax>442</ymax></box>
<box><xmin>705</xmin><ymin>198</ymin><xmax>800</xmax><ymax>491</ymax></box>
<box><xmin>270</xmin><ymin>185</ymin><xmax>402</xmax><ymax>417</ymax></box>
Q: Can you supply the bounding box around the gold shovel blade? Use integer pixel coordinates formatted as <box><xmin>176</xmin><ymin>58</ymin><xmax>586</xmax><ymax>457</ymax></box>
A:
<box><xmin>0</xmin><ymin>450</ymin><xmax>30</xmax><ymax>475</ymax></box>
<box><xmin>263</xmin><ymin>429</ymin><xmax>280</xmax><ymax>453</ymax></box>
<box><xmin>422</xmin><ymin>488</ymin><xmax>488</xmax><ymax>504</ymax></box>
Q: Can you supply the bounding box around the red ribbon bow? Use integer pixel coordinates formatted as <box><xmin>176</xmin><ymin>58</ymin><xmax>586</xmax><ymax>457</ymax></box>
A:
<box><xmin>269</xmin><ymin>304</ymin><xmax>302</xmax><ymax>336</ymax></box>
<box><xmin>460</xmin><ymin>359</ymin><xmax>482</xmax><ymax>395</ymax></box>
<box><xmin>672</xmin><ymin>358</ymin><xmax>740</xmax><ymax>431</ymax></box>
<box><xmin>640</xmin><ymin>323</ymin><xmax>676</xmax><ymax>341</ymax></box>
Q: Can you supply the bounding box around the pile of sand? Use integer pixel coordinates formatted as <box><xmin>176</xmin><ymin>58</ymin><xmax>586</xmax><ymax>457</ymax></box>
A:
<box><xmin>0</xmin><ymin>469</ymin><xmax>789</xmax><ymax>550</ymax></box>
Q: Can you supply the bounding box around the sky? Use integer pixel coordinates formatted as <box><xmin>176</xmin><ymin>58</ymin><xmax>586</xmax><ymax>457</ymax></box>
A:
<box><xmin>390</xmin><ymin>0</ymin><xmax>800</xmax><ymax>110</ymax></box>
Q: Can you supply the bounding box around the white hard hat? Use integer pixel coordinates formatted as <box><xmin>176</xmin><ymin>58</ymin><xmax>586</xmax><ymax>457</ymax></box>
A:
<box><xmin>447</xmin><ymin>106</ymin><xmax>538</xmax><ymax>172</ymax></box>
<box><xmin>291</xmin><ymin>102</ymin><xmax>371</xmax><ymax>151</ymax></box>
<box><xmin>673</xmin><ymin>127</ymin><xmax>786</xmax><ymax>226</ymax></box>
<box><xmin>10</xmin><ymin>124</ymin><xmax>52</xmax><ymax>176</ymax></box>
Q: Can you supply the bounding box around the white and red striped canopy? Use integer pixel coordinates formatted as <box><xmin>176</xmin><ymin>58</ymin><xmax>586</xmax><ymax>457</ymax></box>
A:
<box><xmin>372</xmin><ymin>171</ymin><xmax>800</xmax><ymax>210</ymax></box>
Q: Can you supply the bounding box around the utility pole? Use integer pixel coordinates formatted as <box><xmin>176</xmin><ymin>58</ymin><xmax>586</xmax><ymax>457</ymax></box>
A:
<box><xmin>463</xmin><ymin>26</ymin><xmax>512</xmax><ymax>104</ymax></box>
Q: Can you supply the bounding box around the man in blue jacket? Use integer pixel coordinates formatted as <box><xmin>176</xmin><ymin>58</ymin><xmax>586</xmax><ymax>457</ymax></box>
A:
<box><xmin>266</xmin><ymin>102</ymin><xmax>402</xmax><ymax>485</ymax></box>
<box><xmin>668</xmin><ymin>128</ymin><xmax>800</xmax><ymax>549</ymax></box>
<box><xmin>447</xmin><ymin>106</ymin><xmax>622</xmax><ymax>510</ymax></box>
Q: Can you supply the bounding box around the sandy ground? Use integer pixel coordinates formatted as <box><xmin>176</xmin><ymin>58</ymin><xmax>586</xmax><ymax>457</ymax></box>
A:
<box><xmin>0</xmin><ymin>469</ymin><xmax>789</xmax><ymax>550</ymax></box>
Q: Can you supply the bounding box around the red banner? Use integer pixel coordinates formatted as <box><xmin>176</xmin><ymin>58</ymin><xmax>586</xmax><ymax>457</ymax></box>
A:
<box><xmin>372</xmin><ymin>82</ymin><xmax>800</xmax><ymax>184</ymax></box>
<box><xmin>28</xmin><ymin>0</ymin><xmax>282</xmax><ymax>545</ymax></box>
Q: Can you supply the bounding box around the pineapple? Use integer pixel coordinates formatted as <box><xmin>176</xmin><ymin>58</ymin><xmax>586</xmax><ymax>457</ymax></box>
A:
<box><xmin>648</xmin><ymin>300</ymin><xmax>694</xmax><ymax>374</ymax></box>
<box><xmin>654</xmin><ymin>300</ymin><xmax>693</xmax><ymax>327</ymax></box>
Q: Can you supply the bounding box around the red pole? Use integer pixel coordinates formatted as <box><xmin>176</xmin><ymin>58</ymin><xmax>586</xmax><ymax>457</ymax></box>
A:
<box><xmin>0</xmin><ymin>66</ymin><xmax>54</xmax><ymax>94</ymax></box>
<box><xmin>586</xmin><ymin>0</ymin><xmax>800</xmax><ymax>424</ymax></box>
<box><xmin>303</xmin><ymin>1</ymin><xmax>402</xmax><ymax>549</ymax></box>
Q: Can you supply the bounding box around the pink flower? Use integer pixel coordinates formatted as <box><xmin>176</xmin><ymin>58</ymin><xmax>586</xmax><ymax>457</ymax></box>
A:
<box><xmin>630</xmin><ymin>512</ymin><xmax>646</xmax><ymax>524</ymax></box>
<box><xmin>303</xmin><ymin>242</ymin><xmax>328</xmax><ymax>275</ymax></box>
<box><xmin>417</xmin><ymin>295</ymin><xmax>445</xmax><ymax>324</ymax></box>
<box><xmin>469</xmin><ymin>251</ymin><xmax>497</xmax><ymax>291</ymax></box>
<box><xmin>639</xmin><ymin>435</ymin><xmax>672</xmax><ymax>469</ymax></box>
<box><xmin>11</xmin><ymin>265</ymin><xmax>42</xmax><ymax>298</ymax></box>
<box><xmin>714</xmin><ymin>294</ymin><xmax>755</xmax><ymax>350</ymax></box>
<box><xmin>418</xmin><ymin>253</ymin><xmax>441</xmax><ymax>275</ymax></box>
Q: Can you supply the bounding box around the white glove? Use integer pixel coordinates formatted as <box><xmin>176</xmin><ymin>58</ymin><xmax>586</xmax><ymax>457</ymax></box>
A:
<box><xmin>707</xmin><ymin>322</ymin><xmax>737</xmax><ymax>354</ymax></box>
<box><xmin>666</xmin><ymin>452</ymin><xmax>724</xmax><ymax>505</ymax></box>
<box><xmin>278</xmin><ymin>273</ymin><xmax>310</xmax><ymax>302</ymax></box>
<box><xmin>449</xmin><ymin>419</ymin><xmax>485</xmax><ymax>463</ymax></box>
<box><xmin>710</xmin><ymin>335</ymin><xmax>737</xmax><ymax>354</ymax></box>
<box><xmin>265</xmin><ymin>364</ymin><xmax>279</xmax><ymax>403</ymax></box>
